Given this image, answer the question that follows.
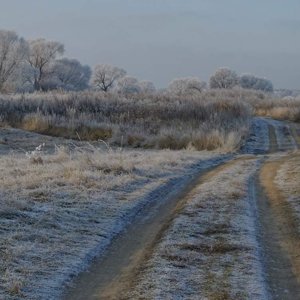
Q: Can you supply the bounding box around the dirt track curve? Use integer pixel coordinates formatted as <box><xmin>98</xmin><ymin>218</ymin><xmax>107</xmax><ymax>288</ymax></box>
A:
<box><xmin>63</xmin><ymin>118</ymin><xmax>300</xmax><ymax>300</ymax></box>
<box><xmin>256</xmin><ymin>120</ymin><xmax>300</xmax><ymax>299</ymax></box>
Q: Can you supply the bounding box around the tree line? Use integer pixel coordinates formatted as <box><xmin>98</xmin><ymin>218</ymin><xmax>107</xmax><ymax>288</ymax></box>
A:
<box><xmin>0</xmin><ymin>29</ymin><xmax>273</xmax><ymax>94</ymax></box>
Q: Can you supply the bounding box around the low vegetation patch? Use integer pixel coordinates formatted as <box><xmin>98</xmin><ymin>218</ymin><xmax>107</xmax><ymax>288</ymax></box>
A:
<box><xmin>248</xmin><ymin>96</ymin><xmax>300</xmax><ymax>122</ymax></box>
<box><xmin>0</xmin><ymin>90</ymin><xmax>252</xmax><ymax>151</ymax></box>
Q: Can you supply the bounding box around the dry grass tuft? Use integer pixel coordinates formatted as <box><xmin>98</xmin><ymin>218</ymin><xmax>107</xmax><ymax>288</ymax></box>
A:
<box><xmin>8</xmin><ymin>280</ymin><xmax>23</xmax><ymax>296</ymax></box>
<box><xmin>247</xmin><ymin>96</ymin><xmax>300</xmax><ymax>122</ymax></box>
<box><xmin>207</xmin><ymin>291</ymin><xmax>231</xmax><ymax>300</ymax></box>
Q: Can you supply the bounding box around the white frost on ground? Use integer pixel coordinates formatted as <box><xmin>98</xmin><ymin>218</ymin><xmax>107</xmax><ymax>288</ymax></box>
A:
<box><xmin>128</xmin><ymin>157</ymin><xmax>268</xmax><ymax>300</ymax></box>
<box><xmin>0</xmin><ymin>140</ymin><xmax>227</xmax><ymax>300</ymax></box>
<box><xmin>0</xmin><ymin>127</ymin><xmax>88</xmax><ymax>155</ymax></box>
<box><xmin>242</xmin><ymin>117</ymin><xmax>269</xmax><ymax>154</ymax></box>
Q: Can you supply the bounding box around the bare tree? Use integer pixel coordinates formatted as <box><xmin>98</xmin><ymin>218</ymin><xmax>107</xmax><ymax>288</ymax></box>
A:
<box><xmin>0</xmin><ymin>30</ymin><xmax>27</xmax><ymax>92</ymax></box>
<box><xmin>92</xmin><ymin>64</ymin><xmax>126</xmax><ymax>92</ymax></box>
<box><xmin>139</xmin><ymin>80</ymin><xmax>156</xmax><ymax>94</ymax></box>
<box><xmin>42</xmin><ymin>58</ymin><xmax>91</xmax><ymax>91</ymax></box>
<box><xmin>115</xmin><ymin>76</ymin><xmax>141</xmax><ymax>95</ymax></box>
<box><xmin>209</xmin><ymin>68</ymin><xmax>238</xmax><ymax>89</ymax></box>
<box><xmin>26</xmin><ymin>38</ymin><xmax>64</xmax><ymax>91</ymax></box>
<box><xmin>168</xmin><ymin>77</ymin><xmax>206</xmax><ymax>95</ymax></box>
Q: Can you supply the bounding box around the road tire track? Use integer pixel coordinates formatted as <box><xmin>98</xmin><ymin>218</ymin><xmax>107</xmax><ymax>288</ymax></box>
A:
<box><xmin>257</xmin><ymin>157</ymin><xmax>300</xmax><ymax>299</ymax></box>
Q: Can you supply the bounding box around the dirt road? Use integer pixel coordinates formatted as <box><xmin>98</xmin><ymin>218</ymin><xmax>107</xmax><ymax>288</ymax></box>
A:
<box><xmin>63</xmin><ymin>157</ymin><xmax>235</xmax><ymax>300</ymax></box>
<box><xmin>62</xmin><ymin>117</ymin><xmax>300</xmax><ymax>300</ymax></box>
<box><xmin>255</xmin><ymin>119</ymin><xmax>300</xmax><ymax>299</ymax></box>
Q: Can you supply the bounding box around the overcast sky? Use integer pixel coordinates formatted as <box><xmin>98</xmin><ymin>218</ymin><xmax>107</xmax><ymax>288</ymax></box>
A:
<box><xmin>0</xmin><ymin>0</ymin><xmax>299</xmax><ymax>89</ymax></box>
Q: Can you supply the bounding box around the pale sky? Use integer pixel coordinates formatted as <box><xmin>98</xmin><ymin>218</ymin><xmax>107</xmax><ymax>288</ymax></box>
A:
<box><xmin>0</xmin><ymin>0</ymin><xmax>300</xmax><ymax>89</ymax></box>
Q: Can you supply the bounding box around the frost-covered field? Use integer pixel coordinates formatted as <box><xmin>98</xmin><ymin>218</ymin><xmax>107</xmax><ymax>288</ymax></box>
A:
<box><xmin>0</xmin><ymin>142</ymin><xmax>223</xmax><ymax>300</ymax></box>
<box><xmin>275</xmin><ymin>151</ymin><xmax>300</xmax><ymax>230</ymax></box>
<box><xmin>128</xmin><ymin>157</ymin><xmax>268</xmax><ymax>300</ymax></box>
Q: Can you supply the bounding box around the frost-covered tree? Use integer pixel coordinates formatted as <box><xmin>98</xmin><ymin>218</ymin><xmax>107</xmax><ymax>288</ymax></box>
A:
<box><xmin>115</xmin><ymin>76</ymin><xmax>141</xmax><ymax>95</ymax></box>
<box><xmin>239</xmin><ymin>74</ymin><xmax>257</xmax><ymax>90</ymax></box>
<box><xmin>0</xmin><ymin>30</ymin><xmax>27</xmax><ymax>92</ymax></box>
<box><xmin>26</xmin><ymin>39</ymin><xmax>64</xmax><ymax>91</ymax></box>
<box><xmin>9</xmin><ymin>62</ymin><xmax>35</xmax><ymax>92</ymax></box>
<box><xmin>139</xmin><ymin>80</ymin><xmax>156</xmax><ymax>94</ymax></box>
<box><xmin>254</xmin><ymin>78</ymin><xmax>273</xmax><ymax>93</ymax></box>
<box><xmin>168</xmin><ymin>77</ymin><xmax>206</xmax><ymax>95</ymax></box>
<box><xmin>92</xmin><ymin>64</ymin><xmax>126</xmax><ymax>92</ymax></box>
<box><xmin>209</xmin><ymin>68</ymin><xmax>238</xmax><ymax>89</ymax></box>
<box><xmin>239</xmin><ymin>74</ymin><xmax>273</xmax><ymax>92</ymax></box>
<box><xmin>42</xmin><ymin>58</ymin><xmax>91</xmax><ymax>91</ymax></box>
